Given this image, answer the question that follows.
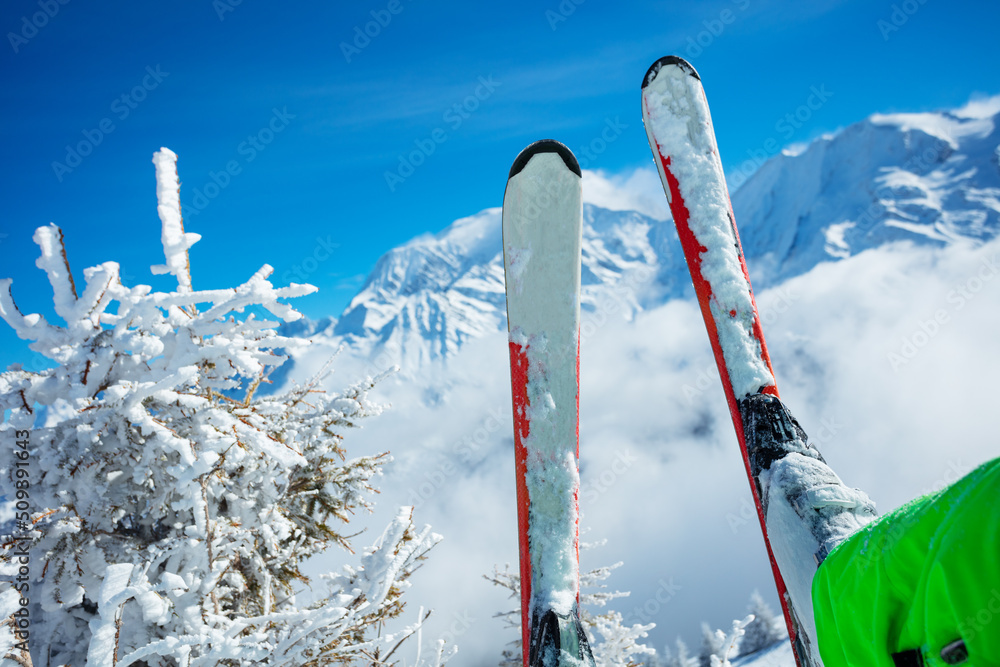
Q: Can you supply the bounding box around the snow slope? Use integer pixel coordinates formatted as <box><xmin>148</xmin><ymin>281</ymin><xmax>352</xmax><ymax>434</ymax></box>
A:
<box><xmin>734</xmin><ymin>640</ymin><xmax>795</xmax><ymax>667</ymax></box>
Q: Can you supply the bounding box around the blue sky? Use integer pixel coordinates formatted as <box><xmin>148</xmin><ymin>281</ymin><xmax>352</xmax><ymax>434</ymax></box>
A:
<box><xmin>1</xmin><ymin>0</ymin><xmax>998</xmax><ymax>369</ymax></box>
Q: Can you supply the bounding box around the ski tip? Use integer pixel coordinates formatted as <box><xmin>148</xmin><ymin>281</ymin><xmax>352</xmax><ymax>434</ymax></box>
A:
<box><xmin>508</xmin><ymin>139</ymin><xmax>582</xmax><ymax>179</ymax></box>
<box><xmin>642</xmin><ymin>55</ymin><xmax>700</xmax><ymax>89</ymax></box>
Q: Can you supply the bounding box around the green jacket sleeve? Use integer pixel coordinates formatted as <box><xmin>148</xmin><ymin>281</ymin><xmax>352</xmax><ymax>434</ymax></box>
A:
<box><xmin>812</xmin><ymin>456</ymin><xmax>1000</xmax><ymax>667</ymax></box>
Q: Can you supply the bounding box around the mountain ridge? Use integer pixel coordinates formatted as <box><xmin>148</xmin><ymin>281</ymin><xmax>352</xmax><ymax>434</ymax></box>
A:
<box><xmin>288</xmin><ymin>101</ymin><xmax>1000</xmax><ymax>371</ymax></box>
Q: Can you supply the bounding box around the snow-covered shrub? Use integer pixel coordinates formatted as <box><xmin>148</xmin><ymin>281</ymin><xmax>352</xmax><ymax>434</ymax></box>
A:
<box><xmin>0</xmin><ymin>148</ymin><xmax>442</xmax><ymax>666</ymax></box>
<box><xmin>659</xmin><ymin>591</ymin><xmax>785</xmax><ymax>667</ymax></box>
<box><xmin>698</xmin><ymin>623</ymin><xmax>728</xmax><ymax>667</ymax></box>
<box><xmin>704</xmin><ymin>617</ymin><xmax>752</xmax><ymax>667</ymax></box>
<box><xmin>736</xmin><ymin>591</ymin><xmax>783</xmax><ymax>656</ymax></box>
<box><xmin>663</xmin><ymin>639</ymin><xmax>697</xmax><ymax>667</ymax></box>
<box><xmin>487</xmin><ymin>538</ymin><xmax>654</xmax><ymax>667</ymax></box>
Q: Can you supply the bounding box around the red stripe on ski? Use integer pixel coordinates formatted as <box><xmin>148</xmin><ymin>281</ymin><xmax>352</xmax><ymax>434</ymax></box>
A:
<box><xmin>654</xmin><ymin>149</ymin><xmax>800</xmax><ymax>655</ymax></box>
<box><xmin>508</xmin><ymin>340</ymin><xmax>534</xmax><ymax>667</ymax></box>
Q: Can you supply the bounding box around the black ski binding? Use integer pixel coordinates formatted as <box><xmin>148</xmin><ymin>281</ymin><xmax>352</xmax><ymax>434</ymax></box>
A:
<box><xmin>528</xmin><ymin>607</ymin><xmax>596</xmax><ymax>667</ymax></box>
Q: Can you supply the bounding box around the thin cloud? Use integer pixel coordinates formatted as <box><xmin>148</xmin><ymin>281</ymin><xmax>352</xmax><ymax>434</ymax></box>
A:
<box><xmin>954</xmin><ymin>93</ymin><xmax>1000</xmax><ymax>119</ymax></box>
<box><xmin>582</xmin><ymin>168</ymin><xmax>670</xmax><ymax>221</ymax></box>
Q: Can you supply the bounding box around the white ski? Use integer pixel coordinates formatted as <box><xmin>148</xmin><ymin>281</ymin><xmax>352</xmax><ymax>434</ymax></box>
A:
<box><xmin>502</xmin><ymin>140</ymin><xmax>594</xmax><ymax>667</ymax></box>
<box><xmin>642</xmin><ymin>56</ymin><xmax>876</xmax><ymax>667</ymax></box>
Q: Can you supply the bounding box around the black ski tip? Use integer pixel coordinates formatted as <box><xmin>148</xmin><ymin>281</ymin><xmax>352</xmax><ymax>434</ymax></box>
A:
<box><xmin>508</xmin><ymin>139</ymin><xmax>582</xmax><ymax>180</ymax></box>
<box><xmin>642</xmin><ymin>55</ymin><xmax>700</xmax><ymax>89</ymax></box>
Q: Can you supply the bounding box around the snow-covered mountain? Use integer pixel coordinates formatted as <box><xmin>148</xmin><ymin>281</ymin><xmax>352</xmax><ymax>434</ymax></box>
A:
<box><xmin>329</xmin><ymin>205</ymin><xmax>681</xmax><ymax>367</ymax></box>
<box><xmin>735</xmin><ymin>104</ymin><xmax>1000</xmax><ymax>285</ymax></box>
<box><xmin>314</xmin><ymin>102</ymin><xmax>1000</xmax><ymax>370</ymax></box>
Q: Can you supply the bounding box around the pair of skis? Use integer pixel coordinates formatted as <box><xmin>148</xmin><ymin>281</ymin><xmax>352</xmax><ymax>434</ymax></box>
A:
<box><xmin>502</xmin><ymin>57</ymin><xmax>874</xmax><ymax>667</ymax></box>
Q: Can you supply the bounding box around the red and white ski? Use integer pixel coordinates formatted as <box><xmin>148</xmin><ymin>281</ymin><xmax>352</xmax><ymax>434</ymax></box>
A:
<box><xmin>641</xmin><ymin>56</ymin><xmax>876</xmax><ymax>667</ymax></box>
<box><xmin>502</xmin><ymin>140</ymin><xmax>596</xmax><ymax>667</ymax></box>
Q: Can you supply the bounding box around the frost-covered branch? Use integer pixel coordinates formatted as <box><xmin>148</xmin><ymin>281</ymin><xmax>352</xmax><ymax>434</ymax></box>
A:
<box><xmin>707</xmin><ymin>616</ymin><xmax>753</xmax><ymax>667</ymax></box>
<box><xmin>150</xmin><ymin>147</ymin><xmax>199</xmax><ymax>294</ymax></box>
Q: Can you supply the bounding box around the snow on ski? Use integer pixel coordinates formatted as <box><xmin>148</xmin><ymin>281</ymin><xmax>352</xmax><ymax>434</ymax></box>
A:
<box><xmin>502</xmin><ymin>139</ymin><xmax>596</xmax><ymax>667</ymax></box>
<box><xmin>641</xmin><ymin>56</ymin><xmax>876</xmax><ymax>667</ymax></box>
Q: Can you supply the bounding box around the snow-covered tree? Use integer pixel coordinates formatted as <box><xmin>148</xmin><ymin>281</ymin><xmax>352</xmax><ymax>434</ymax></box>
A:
<box><xmin>698</xmin><ymin>623</ymin><xmax>727</xmax><ymax>667</ymax></box>
<box><xmin>0</xmin><ymin>148</ymin><xmax>445</xmax><ymax>666</ymax></box>
<box><xmin>706</xmin><ymin>617</ymin><xmax>752</xmax><ymax>667</ymax></box>
<box><xmin>487</xmin><ymin>538</ymin><xmax>654</xmax><ymax>667</ymax></box>
<box><xmin>663</xmin><ymin>638</ymin><xmax>696</xmax><ymax>667</ymax></box>
<box><xmin>635</xmin><ymin>650</ymin><xmax>663</xmax><ymax>667</ymax></box>
<box><xmin>736</xmin><ymin>591</ymin><xmax>783</xmax><ymax>656</ymax></box>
